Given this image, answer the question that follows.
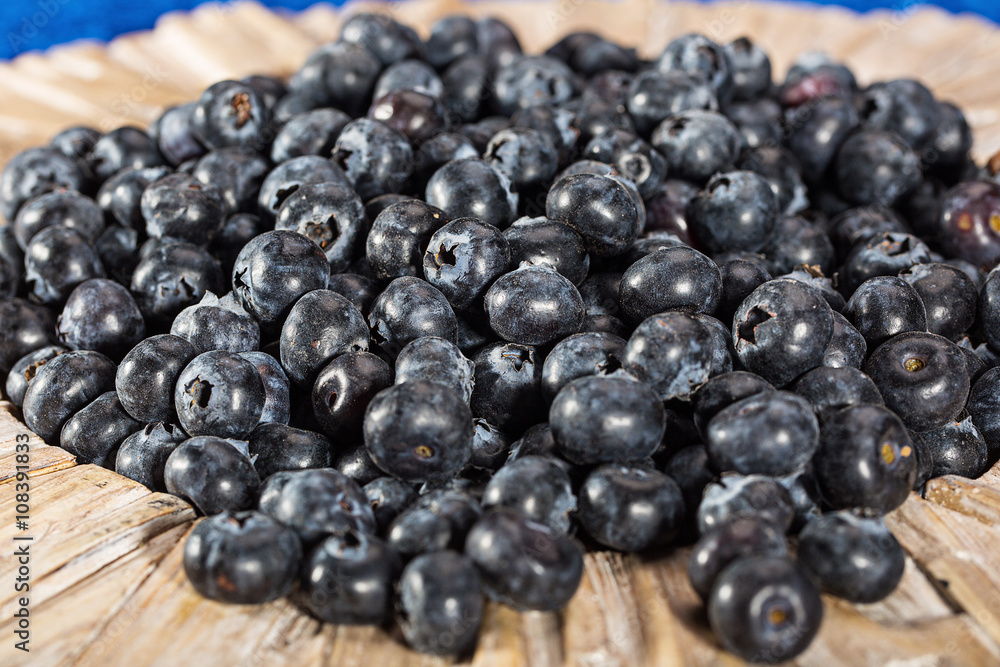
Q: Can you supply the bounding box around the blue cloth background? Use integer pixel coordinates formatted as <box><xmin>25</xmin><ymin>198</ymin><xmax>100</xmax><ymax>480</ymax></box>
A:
<box><xmin>1</xmin><ymin>0</ymin><xmax>997</xmax><ymax>60</ymax></box>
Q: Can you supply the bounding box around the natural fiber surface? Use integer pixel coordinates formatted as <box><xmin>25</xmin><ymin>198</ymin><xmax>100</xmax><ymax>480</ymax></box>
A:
<box><xmin>1</xmin><ymin>2</ymin><xmax>1000</xmax><ymax>665</ymax></box>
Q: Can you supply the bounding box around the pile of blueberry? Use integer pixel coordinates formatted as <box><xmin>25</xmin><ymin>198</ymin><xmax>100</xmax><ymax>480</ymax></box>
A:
<box><xmin>2</xmin><ymin>12</ymin><xmax>1000</xmax><ymax>662</ymax></box>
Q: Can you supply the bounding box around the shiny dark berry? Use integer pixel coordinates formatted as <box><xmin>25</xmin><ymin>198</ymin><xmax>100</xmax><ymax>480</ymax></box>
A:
<box><xmin>183</xmin><ymin>511</ymin><xmax>301</xmax><ymax>603</ymax></box>
<box><xmin>464</xmin><ymin>508</ymin><xmax>583</xmax><ymax>611</ymax></box>
<box><xmin>165</xmin><ymin>436</ymin><xmax>261</xmax><ymax>514</ymax></box>
<box><xmin>579</xmin><ymin>463</ymin><xmax>685</xmax><ymax>551</ymax></box>
<box><xmin>364</xmin><ymin>380</ymin><xmax>473</xmax><ymax>482</ymax></box>
<box><xmin>797</xmin><ymin>511</ymin><xmax>904</xmax><ymax>603</ymax></box>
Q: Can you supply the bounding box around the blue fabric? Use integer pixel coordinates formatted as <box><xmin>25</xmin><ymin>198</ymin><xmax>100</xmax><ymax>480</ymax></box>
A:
<box><xmin>0</xmin><ymin>0</ymin><xmax>996</xmax><ymax>60</ymax></box>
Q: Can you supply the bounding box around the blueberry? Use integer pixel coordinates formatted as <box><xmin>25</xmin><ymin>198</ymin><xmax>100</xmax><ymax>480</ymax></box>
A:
<box><xmin>165</xmin><ymin>436</ymin><xmax>260</xmax><ymax>514</ymax></box>
<box><xmin>841</xmin><ymin>231</ymin><xmax>931</xmax><ymax>294</ymax></box>
<box><xmin>423</xmin><ymin>217</ymin><xmax>511</xmax><ymax>310</ymax></box>
<box><xmin>698</xmin><ymin>474</ymin><xmax>795</xmax><ymax>535</ymax></box>
<box><xmin>247</xmin><ymin>423</ymin><xmax>331</xmax><ymax>478</ymax></box>
<box><xmin>334</xmin><ymin>442</ymin><xmax>384</xmax><ymax>486</ymax></box>
<box><xmin>579</xmin><ymin>463</ymin><xmax>686</xmax><ymax>550</ymax></box>
<box><xmin>174</xmin><ymin>350</ymin><xmax>265</xmax><ymax>439</ymax></box>
<box><xmin>260</xmin><ymin>468</ymin><xmax>375</xmax><ymax>546</ymax></box>
<box><xmin>364</xmin><ymin>380</ymin><xmax>473</xmax><ymax>482</ymax></box>
<box><xmin>656</xmin><ymin>33</ymin><xmax>733</xmax><ymax>103</ymax></box>
<box><xmin>369</xmin><ymin>90</ymin><xmax>447</xmax><ymax>145</ymax></box>
<box><xmin>485</xmin><ymin>265</ymin><xmax>584</xmax><ymax>345</ymax></box>
<box><xmin>786</xmin><ymin>96</ymin><xmax>860</xmax><ymax>183</ymax></box>
<box><xmin>396</xmin><ymin>551</ymin><xmax>484</xmax><ymax>656</ymax></box>
<box><xmin>232</xmin><ymin>230</ymin><xmax>330</xmax><ymax>330</ymax></box>
<box><xmin>290</xmin><ymin>42</ymin><xmax>381</xmax><ymax>117</ymax></box>
<box><xmin>331</xmin><ymin>118</ymin><xmax>414</xmax><ymax>200</ymax></box>
<box><xmin>183</xmin><ymin>511</ymin><xmax>301</xmax><ymax>604</ymax></box>
<box><xmin>4</xmin><ymin>345</ymin><xmax>66</xmax><ymax>409</ymax></box>
<box><xmin>340</xmin><ymin>12</ymin><xmax>424</xmax><ymax>66</ymax></box>
<box><xmin>481</xmin><ymin>455</ymin><xmax>576</xmax><ymax>532</ymax></box>
<box><xmin>797</xmin><ymin>511</ymin><xmax>905</xmax><ymax>603</ymax></box>
<box><xmin>364</xmin><ymin>476</ymin><xmax>418</xmax><ymax>531</ymax></box>
<box><xmin>466</xmin><ymin>419</ymin><xmax>511</xmax><ymax>473</ymax></box>
<box><xmin>0</xmin><ymin>147</ymin><xmax>87</xmax><ymax>220</ymax></box>
<box><xmin>426</xmin><ymin>158</ymin><xmax>517</xmax><ymax>229</ymax></box>
<box><xmin>224</xmin><ymin>344</ymin><xmax>280</xmax><ymax>410</ymax></box>
<box><xmin>706</xmin><ymin>391</ymin><xmax>819</xmax><ymax>476</ymax></box>
<box><xmin>171</xmin><ymin>291</ymin><xmax>260</xmax><ymax>354</ymax></box>
<box><xmin>979</xmin><ymin>266</ymin><xmax>1000</xmax><ymax>350</ymax></box>
<box><xmin>298</xmin><ymin>530</ymin><xmax>400</xmax><ymax>624</ymax></box>
<box><xmin>88</xmin><ymin>127</ymin><xmax>165</xmax><ymax>183</ymax></box>
<box><xmin>441</xmin><ymin>56</ymin><xmax>492</xmax><ymax>123</ymax></box>
<box><xmin>865</xmin><ymin>332</ymin><xmax>969</xmax><ymax>432</ymax></box>
<box><xmin>130</xmin><ymin>241</ymin><xmax>224</xmax><ymax>325</ymax></box>
<box><xmin>541</xmin><ymin>331</ymin><xmax>627</xmax><ymax>401</ymax></box>
<box><xmin>581</xmin><ymin>128</ymin><xmax>665</xmax><ymax>197</ymax></box>
<box><xmin>366</xmin><ymin>199</ymin><xmax>447</xmax><ymax>281</ymax></box>
<box><xmin>966</xmin><ymin>367</ymin><xmax>1000</xmax><ymax>460</ymax></box>
<box><xmin>374</xmin><ymin>59</ymin><xmax>444</xmax><ymax>99</ymax></box>
<box><xmin>624</xmin><ymin>311</ymin><xmax>715</xmax><ymax>401</ymax></box>
<box><xmin>116</xmin><ymin>334</ymin><xmax>197</xmax><ymax>423</ymax></box>
<box><xmin>859</xmin><ymin>78</ymin><xmax>940</xmax><ymax>149</ymax></box>
<box><xmin>688</xmin><ymin>171</ymin><xmax>779</xmax><ymax>253</ymax></box>
<box><xmin>822</xmin><ymin>310</ymin><xmax>868</xmax><ymax>369</ymax></box>
<box><xmin>792</xmin><ymin>366</ymin><xmax>883</xmax><ymax>421</ymax></box>
<box><xmin>3</xmin><ymin>301</ymin><xmax>55</xmax><ymax>372</ymax></box>
<box><xmin>936</xmin><ymin>180</ymin><xmax>1000</xmax><ymax>271</ymax></box>
<box><xmin>312</xmin><ymin>351</ymin><xmax>393</xmax><ymax>441</ymax></box>
<box><xmin>733</xmin><ymin>278</ymin><xmax>834</xmax><ymax>387</ymax></box>
<box><xmin>13</xmin><ymin>189</ymin><xmax>105</xmax><ymax>250</ymax></box>
<box><xmin>708</xmin><ymin>556</ymin><xmax>822</xmax><ymax>663</ymax></box>
<box><xmin>368</xmin><ymin>277</ymin><xmax>458</xmax><ymax>355</ymax></box>
<box><xmin>141</xmin><ymin>173</ymin><xmax>226</xmax><ymax>245</ymax></box>
<box><xmin>280</xmin><ymin>290</ymin><xmax>369</xmax><ymax>387</ymax></box>
<box><xmin>896</xmin><ymin>263</ymin><xmax>977</xmax><ymax>341</ymax></box>
<box><xmin>725</xmin><ymin>37</ymin><xmax>772</xmax><ymax>100</ymax></box>
<box><xmin>464</xmin><ymin>508</ymin><xmax>582</xmax><ymax>611</ymax></box>
<box><xmin>191</xmin><ymin>80</ymin><xmax>272</xmax><ymax>151</ymax></box>
<box><xmin>21</xmin><ymin>350</ymin><xmax>116</xmax><ymax>443</ymax></box>
<box><xmin>193</xmin><ymin>147</ymin><xmax>270</xmax><ymax>215</ymax></box>
<box><xmin>619</xmin><ymin>246</ymin><xmax>722</xmax><ymax>323</ymax></box>
<box><xmin>470</xmin><ymin>342</ymin><xmax>546</xmax><ymax>434</ymax></box>
<box><xmin>24</xmin><ymin>226</ymin><xmax>105</xmax><ymax>305</ymax></box>
<box><xmin>150</xmin><ymin>103</ymin><xmax>205</xmax><ymax>167</ymax></box>
<box><xmin>425</xmin><ymin>15</ymin><xmax>478</xmax><ymax>69</ymax></box>
<box><xmin>843</xmin><ymin>275</ymin><xmax>928</xmax><ymax>349</ymax></box>
<box><xmin>394</xmin><ymin>336</ymin><xmax>475</xmax><ymax>404</ymax></box>
<box><xmin>55</xmin><ymin>278</ymin><xmax>145</xmax><ymax>360</ymax></box>
<box><xmin>273</xmin><ymin>182</ymin><xmax>366</xmax><ymax>275</ymax></box>
<box><xmin>326</xmin><ymin>272</ymin><xmax>381</xmax><ymax>314</ymax></box>
<box><xmin>813</xmin><ymin>404</ymin><xmax>916</xmax><ymax>514</ymax></box>
<box><xmin>256</xmin><ymin>155</ymin><xmax>349</xmax><ymax>222</ymax></box>
<box><xmin>545</xmin><ymin>173</ymin><xmax>641</xmax><ymax>256</ymax></box>
<box><xmin>115</xmin><ymin>422</ymin><xmax>186</xmax><ymax>491</ymax></box>
<box><xmin>835</xmin><ymin>129</ymin><xmax>921</xmax><ymax>207</ymax></box>
<box><xmin>693</xmin><ymin>370</ymin><xmax>774</xmax><ymax>434</ymax></box>
<box><xmin>96</xmin><ymin>166</ymin><xmax>172</xmax><ymax>230</ymax></box>
<box><xmin>911</xmin><ymin>415</ymin><xmax>990</xmax><ymax>479</ymax></box>
<box><xmin>688</xmin><ymin>516</ymin><xmax>788</xmax><ymax>601</ymax></box>
<box><xmin>413</xmin><ymin>132</ymin><xmax>479</xmax><ymax>186</ymax></box>
<box><xmin>59</xmin><ymin>391</ymin><xmax>141</xmax><ymax>467</ymax></box>
<box><xmin>650</xmin><ymin>110</ymin><xmax>741</xmax><ymax>183</ymax></box>
<box><xmin>485</xmin><ymin>127</ymin><xmax>559</xmax><ymax>189</ymax></box>
<box><xmin>493</xmin><ymin>55</ymin><xmax>577</xmax><ymax>115</ymax></box>
<box><xmin>504</xmin><ymin>216</ymin><xmax>590</xmax><ymax>286</ymax></box>
<box><xmin>550</xmin><ymin>375</ymin><xmax>665</xmax><ymax>465</ymax></box>
<box><xmin>387</xmin><ymin>489</ymin><xmax>481</xmax><ymax>559</ymax></box>
<box><xmin>270</xmin><ymin>108</ymin><xmax>350</xmax><ymax>163</ymax></box>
